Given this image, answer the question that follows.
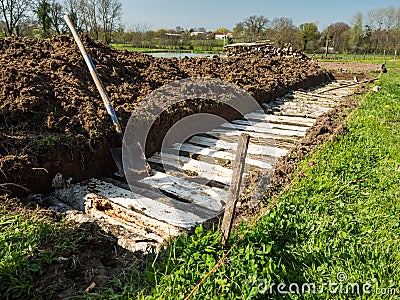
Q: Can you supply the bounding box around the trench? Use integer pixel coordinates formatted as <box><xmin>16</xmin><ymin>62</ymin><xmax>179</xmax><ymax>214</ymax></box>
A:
<box><xmin>22</xmin><ymin>72</ymin><xmax>331</xmax><ymax>196</ymax></box>
<box><xmin>45</xmin><ymin>76</ymin><xmax>360</xmax><ymax>252</ymax></box>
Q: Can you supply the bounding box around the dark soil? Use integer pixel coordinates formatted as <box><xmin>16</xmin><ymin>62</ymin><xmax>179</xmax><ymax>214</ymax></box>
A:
<box><xmin>0</xmin><ymin>35</ymin><xmax>327</xmax><ymax>196</ymax></box>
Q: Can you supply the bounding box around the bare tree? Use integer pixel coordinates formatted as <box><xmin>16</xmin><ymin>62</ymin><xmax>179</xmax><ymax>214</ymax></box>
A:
<box><xmin>48</xmin><ymin>0</ymin><xmax>63</xmax><ymax>34</ymax></box>
<box><xmin>0</xmin><ymin>0</ymin><xmax>31</xmax><ymax>36</ymax></box>
<box><xmin>63</xmin><ymin>0</ymin><xmax>86</xmax><ymax>31</ymax></box>
<box><xmin>243</xmin><ymin>15</ymin><xmax>269</xmax><ymax>38</ymax></box>
<box><xmin>82</xmin><ymin>0</ymin><xmax>99</xmax><ymax>39</ymax></box>
<box><xmin>234</xmin><ymin>15</ymin><xmax>269</xmax><ymax>41</ymax></box>
<box><xmin>269</xmin><ymin>17</ymin><xmax>300</xmax><ymax>48</ymax></box>
<box><xmin>96</xmin><ymin>0</ymin><xmax>122</xmax><ymax>43</ymax></box>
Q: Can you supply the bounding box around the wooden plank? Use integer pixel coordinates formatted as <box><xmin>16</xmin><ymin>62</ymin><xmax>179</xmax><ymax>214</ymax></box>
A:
<box><xmin>86</xmin><ymin>199</ymin><xmax>167</xmax><ymax>243</ymax></box>
<box><xmin>244</xmin><ymin>112</ymin><xmax>316</xmax><ymax>126</ymax></box>
<box><xmin>148</xmin><ymin>152</ymin><xmax>235</xmax><ymax>185</ymax></box>
<box><xmin>280</xmin><ymin>101</ymin><xmax>334</xmax><ymax>110</ymax></box>
<box><xmin>293</xmin><ymin>90</ymin><xmax>339</xmax><ymax>101</ymax></box>
<box><xmin>288</xmin><ymin>98</ymin><xmax>337</xmax><ymax>108</ymax></box>
<box><xmin>233</xmin><ymin>119</ymin><xmax>309</xmax><ymax>132</ymax></box>
<box><xmin>189</xmin><ymin>135</ymin><xmax>288</xmax><ymax>157</ymax></box>
<box><xmin>208</xmin><ymin>129</ymin><xmax>300</xmax><ymax>144</ymax></box>
<box><xmin>220</xmin><ymin>122</ymin><xmax>307</xmax><ymax>137</ymax></box>
<box><xmin>140</xmin><ymin>171</ymin><xmax>227</xmax><ymax>212</ymax></box>
<box><xmin>172</xmin><ymin>143</ymin><xmax>273</xmax><ymax>169</ymax></box>
<box><xmin>87</xmin><ymin>179</ymin><xmax>216</xmax><ymax>228</ymax></box>
<box><xmin>221</xmin><ymin>134</ymin><xmax>250</xmax><ymax>245</ymax></box>
<box><xmin>271</xmin><ymin>111</ymin><xmax>326</xmax><ymax>118</ymax></box>
<box><xmin>264</xmin><ymin>102</ymin><xmax>332</xmax><ymax>113</ymax></box>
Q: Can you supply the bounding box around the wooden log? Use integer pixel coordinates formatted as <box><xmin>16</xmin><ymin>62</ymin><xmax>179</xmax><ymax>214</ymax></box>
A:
<box><xmin>221</xmin><ymin>134</ymin><xmax>250</xmax><ymax>245</ymax></box>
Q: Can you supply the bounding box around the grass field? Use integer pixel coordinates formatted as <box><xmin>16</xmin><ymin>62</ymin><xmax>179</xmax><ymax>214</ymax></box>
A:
<box><xmin>314</xmin><ymin>53</ymin><xmax>398</xmax><ymax>64</ymax></box>
<box><xmin>1</xmin><ymin>60</ymin><xmax>399</xmax><ymax>299</ymax></box>
<box><xmin>111</xmin><ymin>43</ymin><xmax>225</xmax><ymax>54</ymax></box>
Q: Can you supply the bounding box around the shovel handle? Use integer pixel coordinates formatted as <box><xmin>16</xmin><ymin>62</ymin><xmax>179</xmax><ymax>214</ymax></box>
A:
<box><xmin>64</xmin><ymin>14</ymin><xmax>123</xmax><ymax>140</ymax></box>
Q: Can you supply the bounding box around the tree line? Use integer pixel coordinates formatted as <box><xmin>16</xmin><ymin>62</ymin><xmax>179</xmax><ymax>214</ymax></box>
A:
<box><xmin>234</xmin><ymin>7</ymin><xmax>400</xmax><ymax>55</ymax></box>
<box><xmin>1</xmin><ymin>2</ymin><xmax>399</xmax><ymax>55</ymax></box>
<box><xmin>0</xmin><ymin>0</ymin><xmax>122</xmax><ymax>43</ymax></box>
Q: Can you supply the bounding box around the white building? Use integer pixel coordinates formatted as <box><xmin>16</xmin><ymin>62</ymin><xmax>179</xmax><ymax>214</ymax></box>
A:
<box><xmin>215</xmin><ymin>32</ymin><xmax>234</xmax><ymax>40</ymax></box>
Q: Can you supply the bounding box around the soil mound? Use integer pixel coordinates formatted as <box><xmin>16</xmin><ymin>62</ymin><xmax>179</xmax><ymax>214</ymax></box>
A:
<box><xmin>0</xmin><ymin>36</ymin><xmax>327</xmax><ymax>194</ymax></box>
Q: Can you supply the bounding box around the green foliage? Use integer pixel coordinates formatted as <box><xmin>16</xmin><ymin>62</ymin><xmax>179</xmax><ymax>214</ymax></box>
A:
<box><xmin>33</xmin><ymin>135</ymin><xmax>59</xmax><ymax>147</ymax></box>
<box><xmin>350</xmin><ymin>13</ymin><xmax>363</xmax><ymax>50</ymax></box>
<box><xmin>35</xmin><ymin>0</ymin><xmax>52</xmax><ymax>38</ymax></box>
<box><xmin>0</xmin><ymin>212</ymin><xmax>80</xmax><ymax>298</ymax></box>
<box><xmin>299</xmin><ymin>22</ymin><xmax>319</xmax><ymax>51</ymax></box>
<box><xmin>214</xmin><ymin>28</ymin><xmax>231</xmax><ymax>33</ymax></box>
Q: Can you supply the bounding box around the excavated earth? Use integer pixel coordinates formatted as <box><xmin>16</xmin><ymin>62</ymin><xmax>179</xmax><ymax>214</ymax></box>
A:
<box><xmin>0</xmin><ymin>36</ymin><xmax>328</xmax><ymax>196</ymax></box>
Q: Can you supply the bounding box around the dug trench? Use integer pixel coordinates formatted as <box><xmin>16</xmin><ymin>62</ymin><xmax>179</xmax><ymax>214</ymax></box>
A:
<box><xmin>1</xmin><ymin>36</ymin><xmax>332</xmax><ymax>197</ymax></box>
<box><xmin>0</xmin><ymin>36</ymin><xmax>380</xmax><ymax>298</ymax></box>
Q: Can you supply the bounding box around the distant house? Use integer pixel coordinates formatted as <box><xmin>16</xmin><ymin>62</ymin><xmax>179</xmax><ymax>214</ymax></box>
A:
<box><xmin>190</xmin><ymin>31</ymin><xmax>206</xmax><ymax>37</ymax></box>
<box><xmin>165</xmin><ymin>33</ymin><xmax>181</xmax><ymax>37</ymax></box>
<box><xmin>215</xmin><ymin>32</ymin><xmax>234</xmax><ymax>40</ymax></box>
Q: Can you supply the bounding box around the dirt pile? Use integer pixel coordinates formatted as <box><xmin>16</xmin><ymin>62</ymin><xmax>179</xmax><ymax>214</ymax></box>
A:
<box><xmin>0</xmin><ymin>36</ymin><xmax>327</xmax><ymax>195</ymax></box>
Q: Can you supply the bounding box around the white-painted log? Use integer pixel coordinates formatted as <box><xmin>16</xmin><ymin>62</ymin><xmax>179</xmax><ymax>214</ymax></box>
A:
<box><xmin>220</xmin><ymin>122</ymin><xmax>307</xmax><ymax>137</ymax></box>
<box><xmin>171</xmin><ymin>143</ymin><xmax>273</xmax><ymax>169</ymax></box>
<box><xmin>148</xmin><ymin>152</ymin><xmax>235</xmax><ymax>185</ymax></box>
<box><xmin>140</xmin><ymin>172</ymin><xmax>227</xmax><ymax>212</ymax></box>
<box><xmin>233</xmin><ymin>119</ymin><xmax>309</xmax><ymax>132</ymax></box>
<box><xmin>86</xmin><ymin>179</ymin><xmax>217</xmax><ymax>228</ymax></box>
<box><xmin>189</xmin><ymin>135</ymin><xmax>288</xmax><ymax>157</ymax></box>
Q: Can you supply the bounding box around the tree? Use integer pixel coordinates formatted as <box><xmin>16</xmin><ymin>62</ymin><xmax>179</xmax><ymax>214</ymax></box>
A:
<box><xmin>63</xmin><ymin>0</ymin><xmax>85</xmax><ymax>32</ymax></box>
<box><xmin>299</xmin><ymin>22</ymin><xmax>319</xmax><ymax>51</ymax></box>
<box><xmin>269</xmin><ymin>17</ymin><xmax>300</xmax><ymax>48</ymax></box>
<box><xmin>0</xmin><ymin>0</ymin><xmax>31</xmax><ymax>36</ymax></box>
<box><xmin>350</xmin><ymin>12</ymin><xmax>363</xmax><ymax>52</ymax></box>
<box><xmin>96</xmin><ymin>0</ymin><xmax>122</xmax><ymax>43</ymax></box>
<box><xmin>35</xmin><ymin>0</ymin><xmax>52</xmax><ymax>37</ymax></box>
<box><xmin>243</xmin><ymin>15</ymin><xmax>269</xmax><ymax>37</ymax></box>
<box><xmin>48</xmin><ymin>0</ymin><xmax>63</xmax><ymax>34</ymax></box>
<box><xmin>233</xmin><ymin>21</ymin><xmax>245</xmax><ymax>37</ymax></box>
<box><xmin>321</xmin><ymin>22</ymin><xmax>350</xmax><ymax>55</ymax></box>
<box><xmin>214</xmin><ymin>27</ymin><xmax>230</xmax><ymax>33</ymax></box>
<box><xmin>234</xmin><ymin>15</ymin><xmax>268</xmax><ymax>41</ymax></box>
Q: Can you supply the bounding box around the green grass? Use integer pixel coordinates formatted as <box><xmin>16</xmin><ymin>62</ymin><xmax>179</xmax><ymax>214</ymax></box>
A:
<box><xmin>96</xmin><ymin>61</ymin><xmax>400</xmax><ymax>299</ymax></box>
<box><xmin>311</xmin><ymin>53</ymin><xmax>399</xmax><ymax>64</ymax></box>
<box><xmin>111</xmin><ymin>43</ymin><xmax>225</xmax><ymax>54</ymax></box>
<box><xmin>0</xmin><ymin>207</ymin><xmax>81</xmax><ymax>298</ymax></box>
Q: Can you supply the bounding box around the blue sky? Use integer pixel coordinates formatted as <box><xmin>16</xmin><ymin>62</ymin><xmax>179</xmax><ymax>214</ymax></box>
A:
<box><xmin>120</xmin><ymin>0</ymin><xmax>399</xmax><ymax>31</ymax></box>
